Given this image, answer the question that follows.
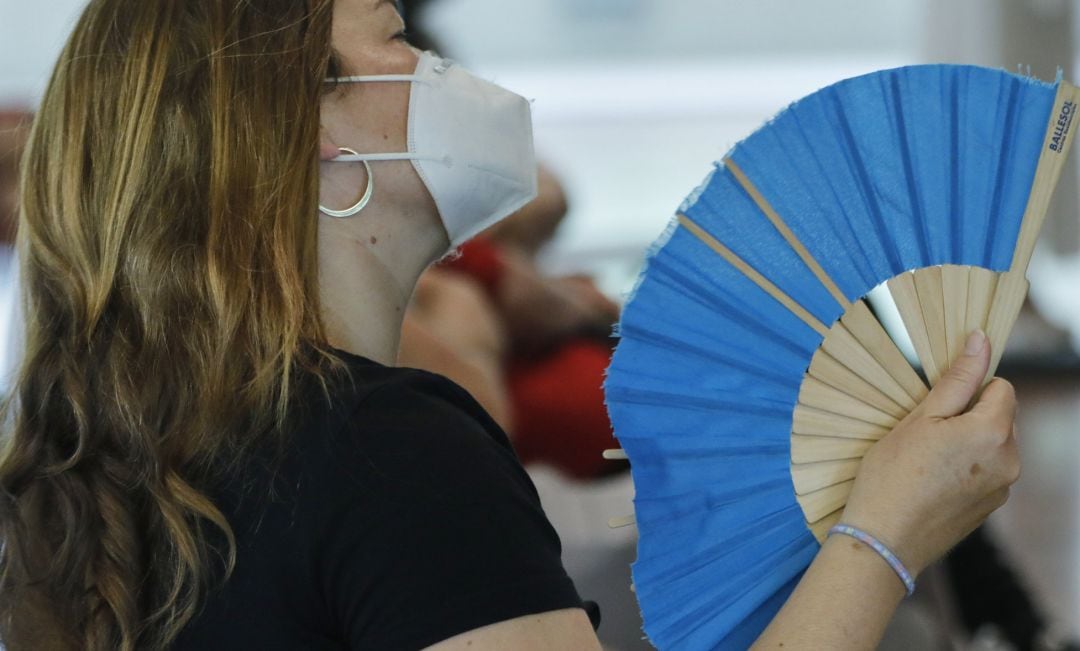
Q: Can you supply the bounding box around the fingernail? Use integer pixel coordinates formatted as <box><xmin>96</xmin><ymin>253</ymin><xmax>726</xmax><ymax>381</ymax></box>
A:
<box><xmin>964</xmin><ymin>329</ymin><xmax>986</xmax><ymax>356</ymax></box>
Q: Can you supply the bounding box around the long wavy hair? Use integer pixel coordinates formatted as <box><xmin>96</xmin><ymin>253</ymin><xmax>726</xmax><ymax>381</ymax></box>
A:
<box><xmin>0</xmin><ymin>1</ymin><xmax>344</xmax><ymax>648</ymax></box>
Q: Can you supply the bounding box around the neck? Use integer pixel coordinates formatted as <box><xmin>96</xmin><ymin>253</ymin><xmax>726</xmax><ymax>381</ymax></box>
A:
<box><xmin>317</xmin><ymin>211</ymin><xmax>445</xmax><ymax>367</ymax></box>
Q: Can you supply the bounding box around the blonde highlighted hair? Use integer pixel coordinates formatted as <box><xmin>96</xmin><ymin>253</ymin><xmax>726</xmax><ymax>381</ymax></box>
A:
<box><xmin>0</xmin><ymin>0</ymin><xmax>345</xmax><ymax>647</ymax></box>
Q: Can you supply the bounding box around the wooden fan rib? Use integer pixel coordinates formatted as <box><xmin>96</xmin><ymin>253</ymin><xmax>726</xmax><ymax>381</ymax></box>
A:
<box><xmin>791</xmin><ymin>458</ymin><xmax>861</xmax><ymax>495</ymax></box>
<box><xmin>791</xmin><ymin>434</ymin><xmax>874</xmax><ymax>464</ymax></box>
<box><xmin>887</xmin><ymin>271</ymin><xmax>941</xmax><ymax>384</ymax></box>
<box><xmin>839</xmin><ymin>300</ymin><xmax>928</xmax><ymax>402</ymax></box>
<box><xmin>966</xmin><ymin>267</ymin><xmax>998</xmax><ymax>336</ymax></box>
<box><xmin>914</xmin><ymin>266</ymin><xmax>949</xmax><ymax>383</ymax></box>
<box><xmin>1010</xmin><ymin>82</ymin><xmax>1080</xmax><ymax>274</ymax></box>
<box><xmin>983</xmin><ymin>271</ymin><xmax>1029</xmax><ymax>385</ymax></box>
<box><xmin>808</xmin><ymin>350</ymin><xmax>906</xmax><ymax>420</ymax></box>
<box><xmin>796</xmin><ymin>479</ymin><xmax>854</xmax><ymax>523</ymax></box>
<box><xmin>941</xmin><ymin>265</ymin><xmax>971</xmax><ymax>368</ymax></box>
<box><xmin>819</xmin><ymin>323</ymin><xmax>918</xmax><ymax>412</ymax></box>
<box><xmin>677</xmin><ymin>214</ymin><xmax>830</xmax><ymax>337</ymax></box>
<box><xmin>725</xmin><ymin>158</ymin><xmax>852</xmax><ymax>310</ymax></box>
<box><xmin>797</xmin><ymin>375</ymin><xmax>899</xmax><ymax>428</ymax></box>
<box><xmin>792</xmin><ymin>405</ymin><xmax>891</xmax><ymax>440</ymax></box>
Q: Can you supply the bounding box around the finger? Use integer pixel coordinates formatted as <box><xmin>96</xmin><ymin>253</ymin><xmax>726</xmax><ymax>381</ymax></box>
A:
<box><xmin>968</xmin><ymin>378</ymin><xmax>1017</xmax><ymax>427</ymax></box>
<box><xmin>978</xmin><ymin>486</ymin><xmax>1012</xmax><ymax>513</ymax></box>
<box><xmin>1004</xmin><ymin>453</ymin><xmax>1021</xmax><ymax>486</ymax></box>
<box><xmin>922</xmin><ymin>330</ymin><xmax>991</xmax><ymax>419</ymax></box>
<box><xmin>998</xmin><ymin>430</ymin><xmax>1021</xmax><ymax>484</ymax></box>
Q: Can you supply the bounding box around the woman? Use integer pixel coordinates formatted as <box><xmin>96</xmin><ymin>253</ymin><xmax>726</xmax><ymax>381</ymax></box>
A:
<box><xmin>0</xmin><ymin>0</ymin><xmax>1019</xmax><ymax>649</ymax></box>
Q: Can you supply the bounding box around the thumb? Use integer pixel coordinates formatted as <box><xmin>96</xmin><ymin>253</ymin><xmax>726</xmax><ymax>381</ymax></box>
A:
<box><xmin>921</xmin><ymin>330</ymin><xmax>991</xmax><ymax>419</ymax></box>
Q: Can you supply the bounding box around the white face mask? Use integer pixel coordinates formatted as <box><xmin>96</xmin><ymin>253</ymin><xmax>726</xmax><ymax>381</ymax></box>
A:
<box><xmin>324</xmin><ymin>51</ymin><xmax>538</xmax><ymax>249</ymax></box>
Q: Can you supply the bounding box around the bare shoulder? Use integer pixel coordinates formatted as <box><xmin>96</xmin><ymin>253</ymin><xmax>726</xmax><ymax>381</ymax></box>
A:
<box><xmin>424</xmin><ymin>608</ymin><xmax>601</xmax><ymax>651</ymax></box>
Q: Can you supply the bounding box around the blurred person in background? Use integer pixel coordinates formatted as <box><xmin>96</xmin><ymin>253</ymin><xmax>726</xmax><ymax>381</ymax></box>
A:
<box><xmin>397</xmin><ymin>0</ymin><xmax>624</xmax><ymax>480</ymax></box>
<box><xmin>401</xmin><ymin>165</ymin><xmax>626</xmax><ymax>479</ymax></box>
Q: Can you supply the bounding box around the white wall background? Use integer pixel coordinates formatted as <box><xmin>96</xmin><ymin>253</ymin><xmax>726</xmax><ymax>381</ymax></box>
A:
<box><xmin>424</xmin><ymin>0</ymin><xmax>923</xmax><ymax>63</ymax></box>
<box><xmin>0</xmin><ymin>0</ymin><xmax>86</xmax><ymax>106</ymax></box>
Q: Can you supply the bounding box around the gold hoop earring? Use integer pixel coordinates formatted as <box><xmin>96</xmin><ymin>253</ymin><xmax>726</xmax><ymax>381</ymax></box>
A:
<box><xmin>319</xmin><ymin>147</ymin><xmax>373</xmax><ymax>218</ymax></box>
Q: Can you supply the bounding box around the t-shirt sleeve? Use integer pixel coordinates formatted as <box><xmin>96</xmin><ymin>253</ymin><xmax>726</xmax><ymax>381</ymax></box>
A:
<box><xmin>311</xmin><ymin>372</ymin><xmax>585</xmax><ymax>651</ymax></box>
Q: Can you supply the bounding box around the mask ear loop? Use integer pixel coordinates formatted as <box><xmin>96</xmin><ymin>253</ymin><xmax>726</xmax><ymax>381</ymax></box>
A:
<box><xmin>319</xmin><ymin>147</ymin><xmax>374</xmax><ymax>218</ymax></box>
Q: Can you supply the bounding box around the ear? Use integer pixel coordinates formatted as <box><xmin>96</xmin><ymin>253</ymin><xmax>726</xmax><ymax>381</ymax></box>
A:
<box><xmin>320</xmin><ymin>128</ymin><xmax>343</xmax><ymax>161</ymax></box>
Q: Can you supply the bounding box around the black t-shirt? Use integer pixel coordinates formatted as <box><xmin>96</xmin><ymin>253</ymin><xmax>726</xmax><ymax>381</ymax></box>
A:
<box><xmin>175</xmin><ymin>349</ymin><xmax>588</xmax><ymax>650</ymax></box>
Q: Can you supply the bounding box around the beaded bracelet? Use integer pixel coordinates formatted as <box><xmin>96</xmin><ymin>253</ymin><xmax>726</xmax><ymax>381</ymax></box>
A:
<box><xmin>827</xmin><ymin>524</ymin><xmax>916</xmax><ymax>597</ymax></box>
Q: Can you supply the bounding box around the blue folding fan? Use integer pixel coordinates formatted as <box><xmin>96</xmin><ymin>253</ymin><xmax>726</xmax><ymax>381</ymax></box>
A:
<box><xmin>603</xmin><ymin>64</ymin><xmax>1080</xmax><ymax>649</ymax></box>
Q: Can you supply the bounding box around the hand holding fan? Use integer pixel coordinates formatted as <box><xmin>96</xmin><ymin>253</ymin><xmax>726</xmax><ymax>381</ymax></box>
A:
<box><xmin>603</xmin><ymin>64</ymin><xmax>1079</xmax><ymax>648</ymax></box>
